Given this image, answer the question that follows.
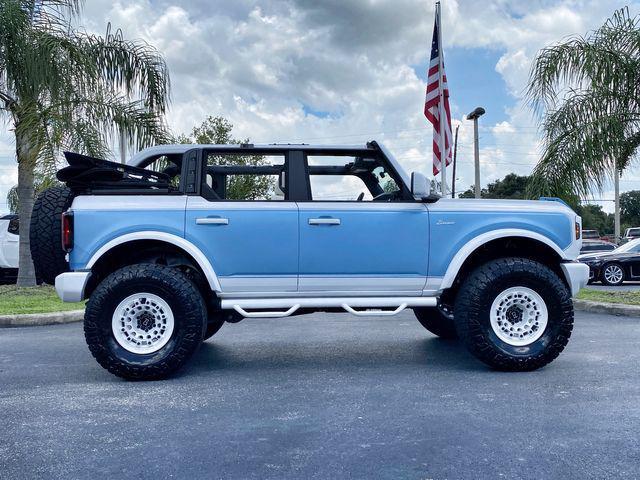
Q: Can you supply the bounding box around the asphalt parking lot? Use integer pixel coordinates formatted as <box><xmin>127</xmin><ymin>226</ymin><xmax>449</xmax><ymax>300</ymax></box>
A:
<box><xmin>1</xmin><ymin>311</ymin><xmax>639</xmax><ymax>479</ymax></box>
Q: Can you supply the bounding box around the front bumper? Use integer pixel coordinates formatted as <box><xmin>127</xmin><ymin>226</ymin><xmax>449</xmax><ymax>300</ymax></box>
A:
<box><xmin>55</xmin><ymin>271</ymin><xmax>91</xmax><ymax>302</ymax></box>
<box><xmin>560</xmin><ymin>262</ymin><xmax>590</xmax><ymax>297</ymax></box>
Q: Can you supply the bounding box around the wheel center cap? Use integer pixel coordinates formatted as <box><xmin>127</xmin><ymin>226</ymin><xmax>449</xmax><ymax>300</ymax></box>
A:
<box><xmin>137</xmin><ymin>312</ymin><xmax>155</xmax><ymax>332</ymax></box>
<box><xmin>505</xmin><ymin>305</ymin><xmax>523</xmax><ymax>324</ymax></box>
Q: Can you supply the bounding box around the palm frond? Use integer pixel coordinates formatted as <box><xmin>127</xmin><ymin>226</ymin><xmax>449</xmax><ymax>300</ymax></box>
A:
<box><xmin>527</xmin><ymin>7</ymin><xmax>640</xmax><ymax>198</ymax></box>
<box><xmin>80</xmin><ymin>24</ymin><xmax>170</xmax><ymax>112</ymax></box>
<box><xmin>528</xmin><ymin>8</ymin><xmax>640</xmax><ymax>110</ymax></box>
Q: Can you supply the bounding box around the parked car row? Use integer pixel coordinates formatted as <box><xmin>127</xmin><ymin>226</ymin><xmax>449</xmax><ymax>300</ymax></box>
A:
<box><xmin>579</xmin><ymin>238</ymin><xmax>640</xmax><ymax>285</ymax></box>
<box><xmin>580</xmin><ymin>227</ymin><xmax>640</xmax><ymax>248</ymax></box>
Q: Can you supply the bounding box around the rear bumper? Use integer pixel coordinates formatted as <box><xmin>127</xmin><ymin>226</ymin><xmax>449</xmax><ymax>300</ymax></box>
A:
<box><xmin>55</xmin><ymin>271</ymin><xmax>91</xmax><ymax>302</ymax></box>
<box><xmin>560</xmin><ymin>262</ymin><xmax>590</xmax><ymax>297</ymax></box>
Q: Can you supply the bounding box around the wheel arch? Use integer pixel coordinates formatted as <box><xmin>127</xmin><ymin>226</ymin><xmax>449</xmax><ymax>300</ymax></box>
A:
<box><xmin>441</xmin><ymin>229</ymin><xmax>568</xmax><ymax>291</ymax></box>
<box><xmin>85</xmin><ymin>232</ymin><xmax>221</xmax><ymax>293</ymax></box>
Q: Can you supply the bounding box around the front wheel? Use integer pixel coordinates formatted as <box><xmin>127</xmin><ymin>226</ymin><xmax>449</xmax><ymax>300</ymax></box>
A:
<box><xmin>601</xmin><ymin>263</ymin><xmax>625</xmax><ymax>286</ymax></box>
<box><xmin>454</xmin><ymin>258</ymin><xmax>573</xmax><ymax>371</ymax></box>
<box><xmin>84</xmin><ymin>264</ymin><xmax>207</xmax><ymax>380</ymax></box>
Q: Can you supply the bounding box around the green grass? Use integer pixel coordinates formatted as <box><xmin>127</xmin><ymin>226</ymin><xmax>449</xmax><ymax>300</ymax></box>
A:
<box><xmin>0</xmin><ymin>285</ymin><xmax>85</xmax><ymax>315</ymax></box>
<box><xmin>576</xmin><ymin>288</ymin><xmax>640</xmax><ymax>306</ymax></box>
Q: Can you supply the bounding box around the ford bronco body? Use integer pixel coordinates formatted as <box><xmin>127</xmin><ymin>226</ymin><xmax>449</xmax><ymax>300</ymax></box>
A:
<box><xmin>38</xmin><ymin>142</ymin><xmax>588</xmax><ymax>379</ymax></box>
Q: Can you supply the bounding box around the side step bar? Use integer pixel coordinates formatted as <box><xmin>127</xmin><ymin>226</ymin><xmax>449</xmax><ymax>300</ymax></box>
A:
<box><xmin>221</xmin><ymin>297</ymin><xmax>437</xmax><ymax>319</ymax></box>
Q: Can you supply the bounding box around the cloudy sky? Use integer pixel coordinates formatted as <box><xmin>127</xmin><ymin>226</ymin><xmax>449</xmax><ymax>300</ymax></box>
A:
<box><xmin>1</xmin><ymin>0</ymin><xmax>639</xmax><ymax>213</ymax></box>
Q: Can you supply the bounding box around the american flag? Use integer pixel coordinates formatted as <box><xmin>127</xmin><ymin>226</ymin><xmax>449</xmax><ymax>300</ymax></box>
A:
<box><xmin>424</xmin><ymin>11</ymin><xmax>452</xmax><ymax>176</ymax></box>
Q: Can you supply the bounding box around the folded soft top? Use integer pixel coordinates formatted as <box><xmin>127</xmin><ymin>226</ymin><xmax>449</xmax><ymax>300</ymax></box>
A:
<box><xmin>58</xmin><ymin>152</ymin><xmax>173</xmax><ymax>194</ymax></box>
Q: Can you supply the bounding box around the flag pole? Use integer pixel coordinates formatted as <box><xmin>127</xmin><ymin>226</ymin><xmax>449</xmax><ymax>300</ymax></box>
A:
<box><xmin>436</xmin><ymin>1</ymin><xmax>447</xmax><ymax>196</ymax></box>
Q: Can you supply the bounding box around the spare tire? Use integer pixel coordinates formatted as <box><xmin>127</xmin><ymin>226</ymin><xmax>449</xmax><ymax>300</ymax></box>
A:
<box><xmin>30</xmin><ymin>186</ymin><xmax>75</xmax><ymax>285</ymax></box>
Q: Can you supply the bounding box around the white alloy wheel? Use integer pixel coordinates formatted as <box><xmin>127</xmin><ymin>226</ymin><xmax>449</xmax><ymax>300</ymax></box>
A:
<box><xmin>489</xmin><ymin>286</ymin><xmax>548</xmax><ymax>347</ymax></box>
<box><xmin>111</xmin><ymin>293</ymin><xmax>175</xmax><ymax>354</ymax></box>
<box><xmin>603</xmin><ymin>264</ymin><xmax>624</xmax><ymax>285</ymax></box>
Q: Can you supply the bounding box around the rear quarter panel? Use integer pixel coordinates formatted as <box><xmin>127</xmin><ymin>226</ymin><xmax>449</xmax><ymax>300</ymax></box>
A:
<box><xmin>68</xmin><ymin>196</ymin><xmax>187</xmax><ymax>270</ymax></box>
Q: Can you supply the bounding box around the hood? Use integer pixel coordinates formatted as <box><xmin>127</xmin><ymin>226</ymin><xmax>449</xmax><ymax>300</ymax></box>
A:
<box><xmin>578</xmin><ymin>251</ymin><xmax>619</xmax><ymax>262</ymax></box>
<box><xmin>431</xmin><ymin>198</ymin><xmax>576</xmax><ymax>216</ymax></box>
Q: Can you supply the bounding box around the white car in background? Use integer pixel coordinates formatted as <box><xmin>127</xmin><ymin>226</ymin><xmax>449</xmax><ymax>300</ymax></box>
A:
<box><xmin>622</xmin><ymin>227</ymin><xmax>640</xmax><ymax>244</ymax></box>
<box><xmin>0</xmin><ymin>214</ymin><xmax>19</xmax><ymax>284</ymax></box>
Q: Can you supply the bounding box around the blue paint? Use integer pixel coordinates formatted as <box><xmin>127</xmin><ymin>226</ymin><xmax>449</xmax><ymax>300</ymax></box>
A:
<box><xmin>70</xmin><ymin>198</ymin><xmax>574</xmax><ymax>293</ymax></box>
<box><xmin>185</xmin><ymin>206</ymin><xmax>298</xmax><ymax>276</ymax></box>
<box><xmin>298</xmin><ymin>207</ymin><xmax>429</xmax><ymax>276</ymax></box>
<box><xmin>69</xmin><ymin>209</ymin><xmax>185</xmax><ymax>270</ymax></box>
<box><xmin>427</xmin><ymin>210</ymin><xmax>572</xmax><ymax>276</ymax></box>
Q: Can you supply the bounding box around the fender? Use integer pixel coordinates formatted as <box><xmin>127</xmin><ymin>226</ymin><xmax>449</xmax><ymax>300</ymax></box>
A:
<box><xmin>440</xmin><ymin>228</ymin><xmax>568</xmax><ymax>290</ymax></box>
<box><xmin>85</xmin><ymin>231</ymin><xmax>222</xmax><ymax>292</ymax></box>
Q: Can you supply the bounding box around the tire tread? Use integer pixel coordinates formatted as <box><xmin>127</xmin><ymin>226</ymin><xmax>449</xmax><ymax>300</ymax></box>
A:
<box><xmin>84</xmin><ymin>264</ymin><xmax>206</xmax><ymax>380</ymax></box>
<box><xmin>454</xmin><ymin>257</ymin><xmax>574</xmax><ymax>371</ymax></box>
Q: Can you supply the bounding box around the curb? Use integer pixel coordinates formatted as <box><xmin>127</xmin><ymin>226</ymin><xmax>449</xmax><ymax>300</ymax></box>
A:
<box><xmin>573</xmin><ymin>299</ymin><xmax>640</xmax><ymax>318</ymax></box>
<box><xmin>0</xmin><ymin>310</ymin><xmax>84</xmax><ymax>328</ymax></box>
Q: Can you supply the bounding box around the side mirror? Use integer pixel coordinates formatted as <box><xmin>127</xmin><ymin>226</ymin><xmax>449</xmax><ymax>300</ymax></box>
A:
<box><xmin>411</xmin><ymin>172</ymin><xmax>430</xmax><ymax>199</ymax></box>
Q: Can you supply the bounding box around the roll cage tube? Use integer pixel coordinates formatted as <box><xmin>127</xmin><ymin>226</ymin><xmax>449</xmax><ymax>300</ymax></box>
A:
<box><xmin>302</xmin><ymin>152</ymin><xmax>411</xmax><ymax>202</ymax></box>
<box><xmin>182</xmin><ymin>145</ymin><xmax>414</xmax><ymax>202</ymax></box>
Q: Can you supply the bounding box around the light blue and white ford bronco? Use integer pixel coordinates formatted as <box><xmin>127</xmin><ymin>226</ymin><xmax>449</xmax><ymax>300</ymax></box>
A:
<box><xmin>30</xmin><ymin>142</ymin><xmax>589</xmax><ymax>379</ymax></box>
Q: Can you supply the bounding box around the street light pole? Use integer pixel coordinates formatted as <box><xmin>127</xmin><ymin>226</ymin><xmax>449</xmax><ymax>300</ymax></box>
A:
<box><xmin>615</xmin><ymin>158</ymin><xmax>620</xmax><ymax>243</ymax></box>
<box><xmin>466</xmin><ymin>107</ymin><xmax>485</xmax><ymax>199</ymax></box>
<box><xmin>451</xmin><ymin>124</ymin><xmax>459</xmax><ymax>198</ymax></box>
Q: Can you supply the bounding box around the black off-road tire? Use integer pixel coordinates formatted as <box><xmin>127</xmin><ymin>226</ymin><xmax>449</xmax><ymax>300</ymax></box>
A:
<box><xmin>454</xmin><ymin>257</ymin><xmax>573</xmax><ymax>371</ymax></box>
<box><xmin>84</xmin><ymin>264</ymin><xmax>207</xmax><ymax>380</ymax></box>
<box><xmin>414</xmin><ymin>303</ymin><xmax>457</xmax><ymax>339</ymax></box>
<box><xmin>30</xmin><ymin>186</ymin><xmax>75</xmax><ymax>284</ymax></box>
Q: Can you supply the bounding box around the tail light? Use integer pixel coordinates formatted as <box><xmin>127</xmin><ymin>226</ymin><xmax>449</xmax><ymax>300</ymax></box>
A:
<box><xmin>62</xmin><ymin>211</ymin><xmax>74</xmax><ymax>252</ymax></box>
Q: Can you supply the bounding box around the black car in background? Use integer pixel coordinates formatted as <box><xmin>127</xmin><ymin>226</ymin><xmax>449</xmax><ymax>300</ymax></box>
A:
<box><xmin>579</xmin><ymin>238</ymin><xmax>640</xmax><ymax>285</ymax></box>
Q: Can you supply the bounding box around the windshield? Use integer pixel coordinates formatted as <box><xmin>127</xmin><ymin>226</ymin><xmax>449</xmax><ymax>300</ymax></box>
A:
<box><xmin>615</xmin><ymin>238</ymin><xmax>640</xmax><ymax>253</ymax></box>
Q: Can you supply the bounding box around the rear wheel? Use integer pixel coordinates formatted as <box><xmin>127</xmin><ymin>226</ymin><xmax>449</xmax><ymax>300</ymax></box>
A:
<box><xmin>414</xmin><ymin>302</ymin><xmax>457</xmax><ymax>339</ymax></box>
<box><xmin>30</xmin><ymin>186</ymin><xmax>75</xmax><ymax>284</ymax></box>
<box><xmin>454</xmin><ymin>257</ymin><xmax>573</xmax><ymax>371</ymax></box>
<box><xmin>84</xmin><ymin>264</ymin><xmax>207</xmax><ymax>380</ymax></box>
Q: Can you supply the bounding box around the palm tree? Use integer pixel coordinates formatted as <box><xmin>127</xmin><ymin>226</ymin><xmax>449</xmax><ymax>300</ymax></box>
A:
<box><xmin>526</xmin><ymin>8</ymin><xmax>640</xmax><ymax>206</ymax></box>
<box><xmin>0</xmin><ymin>0</ymin><xmax>170</xmax><ymax>286</ymax></box>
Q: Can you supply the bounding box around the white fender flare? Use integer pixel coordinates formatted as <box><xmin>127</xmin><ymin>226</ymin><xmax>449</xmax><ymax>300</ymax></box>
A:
<box><xmin>440</xmin><ymin>229</ymin><xmax>568</xmax><ymax>290</ymax></box>
<box><xmin>86</xmin><ymin>231</ymin><xmax>221</xmax><ymax>292</ymax></box>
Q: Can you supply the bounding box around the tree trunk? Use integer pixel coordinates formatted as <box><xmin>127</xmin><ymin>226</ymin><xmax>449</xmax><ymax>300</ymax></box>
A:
<box><xmin>15</xmin><ymin>127</ymin><xmax>37</xmax><ymax>287</ymax></box>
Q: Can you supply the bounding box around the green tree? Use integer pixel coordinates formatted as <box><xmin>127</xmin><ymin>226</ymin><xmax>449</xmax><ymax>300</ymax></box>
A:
<box><xmin>178</xmin><ymin>116</ymin><xmax>273</xmax><ymax>200</ymax></box>
<box><xmin>575</xmin><ymin>204</ymin><xmax>614</xmax><ymax>234</ymax></box>
<box><xmin>459</xmin><ymin>173</ymin><xmax>531</xmax><ymax>199</ymax></box>
<box><xmin>526</xmin><ymin>8</ymin><xmax>640</xmax><ymax>199</ymax></box>
<box><xmin>620</xmin><ymin>190</ymin><xmax>640</xmax><ymax>226</ymax></box>
<box><xmin>0</xmin><ymin>1</ymin><xmax>170</xmax><ymax>285</ymax></box>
